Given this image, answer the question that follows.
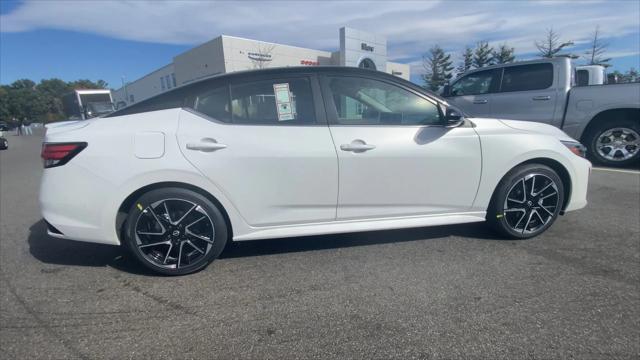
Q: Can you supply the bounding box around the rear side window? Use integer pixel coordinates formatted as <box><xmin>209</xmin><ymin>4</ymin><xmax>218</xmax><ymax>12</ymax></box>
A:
<box><xmin>450</xmin><ymin>69</ymin><xmax>495</xmax><ymax>96</ymax></box>
<box><xmin>576</xmin><ymin>69</ymin><xmax>589</xmax><ymax>86</ymax></box>
<box><xmin>500</xmin><ymin>63</ymin><xmax>554</xmax><ymax>92</ymax></box>
<box><xmin>230</xmin><ymin>78</ymin><xmax>316</xmax><ymax>125</ymax></box>
<box><xmin>193</xmin><ymin>86</ymin><xmax>231</xmax><ymax>122</ymax></box>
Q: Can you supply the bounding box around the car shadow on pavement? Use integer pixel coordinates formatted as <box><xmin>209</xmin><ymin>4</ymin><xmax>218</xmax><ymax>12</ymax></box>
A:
<box><xmin>27</xmin><ymin>220</ymin><xmax>154</xmax><ymax>275</ymax></box>
<box><xmin>220</xmin><ymin>221</ymin><xmax>500</xmax><ymax>259</ymax></box>
<box><xmin>28</xmin><ymin>218</ymin><xmax>501</xmax><ymax>274</ymax></box>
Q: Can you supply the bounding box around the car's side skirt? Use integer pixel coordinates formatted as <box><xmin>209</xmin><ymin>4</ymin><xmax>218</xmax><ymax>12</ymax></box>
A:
<box><xmin>233</xmin><ymin>212</ymin><xmax>487</xmax><ymax>241</ymax></box>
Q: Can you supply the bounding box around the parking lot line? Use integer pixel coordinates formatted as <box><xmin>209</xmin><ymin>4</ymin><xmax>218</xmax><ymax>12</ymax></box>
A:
<box><xmin>591</xmin><ymin>167</ymin><xmax>640</xmax><ymax>175</ymax></box>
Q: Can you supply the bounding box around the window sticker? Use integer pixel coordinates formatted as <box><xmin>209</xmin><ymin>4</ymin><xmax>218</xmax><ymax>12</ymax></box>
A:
<box><xmin>273</xmin><ymin>83</ymin><xmax>295</xmax><ymax>121</ymax></box>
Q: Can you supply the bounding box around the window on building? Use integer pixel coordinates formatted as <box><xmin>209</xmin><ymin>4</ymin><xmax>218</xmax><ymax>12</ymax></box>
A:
<box><xmin>450</xmin><ymin>69</ymin><xmax>496</xmax><ymax>96</ymax></box>
<box><xmin>172</xmin><ymin>73</ymin><xmax>177</xmax><ymax>88</ymax></box>
<box><xmin>166</xmin><ymin>75</ymin><xmax>172</xmax><ymax>89</ymax></box>
<box><xmin>161</xmin><ymin>77</ymin><xmax>166</xmax><ymax>91</ymax></box>
<box><xmin>193</xmin><ymin>86</ymin><xmax>231</xmax><ymax>122</ymax></box>
<box><xmin>129</xmin><ymin>94</ymin><xmax>135</xmax><ymax>103</ymax></box>
<box><xmin>230</xmin><ymin>78</ymin><xmax>316</xmax><ymax>125</ymax></box>
<box><xmin>500</xmin><ymin>63</ymin><xmax>553</xmax><ymax>92</ymax></box>
<box><xmin>327</xmin><ymin>76</ymin><xmax>441</xmax><ymax>125</ymax></box>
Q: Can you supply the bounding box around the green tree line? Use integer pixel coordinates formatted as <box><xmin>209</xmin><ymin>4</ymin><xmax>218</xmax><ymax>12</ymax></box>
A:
<box><xmin>0</xmin><ymin>78</ymin><xmax>108</xmax><ymax>125</ymax></box>
<box><xmin>422</xmin><ymin>26</ymin><xmax>638</xmax><ymax>91</ymax></box>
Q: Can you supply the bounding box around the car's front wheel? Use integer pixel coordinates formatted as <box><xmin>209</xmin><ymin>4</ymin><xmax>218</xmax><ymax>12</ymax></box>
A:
<box><xmin>487</xmin><ymin>164</ymin><xmax>564</xmax><ymax>239</ymax></box>
<box><xmin>124</xmin><ymin>187</ymin><xmax>228</xmax><ymax>275</ymax></box>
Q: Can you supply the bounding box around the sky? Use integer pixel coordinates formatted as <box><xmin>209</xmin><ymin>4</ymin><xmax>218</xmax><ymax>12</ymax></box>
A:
<box><xmin>1</xmin><ymin>0</ymin><xmax>639</xmax><ymax>87</ymax></box>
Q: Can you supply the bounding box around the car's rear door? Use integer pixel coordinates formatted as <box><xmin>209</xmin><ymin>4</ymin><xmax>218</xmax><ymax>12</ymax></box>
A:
<box><xmin>320</xmin><ymin>74</ymin><xmax>481</xmax><ymax>220</ymax></box>
<box><xmin>177</xmin><ymin>74</ymin><xmax>338</xmax><ymax>227</ymax></box>
<box><xmin>488</xmin><ymin>62</ymin><xmax>560</xmax><ymax>125</ymax></box>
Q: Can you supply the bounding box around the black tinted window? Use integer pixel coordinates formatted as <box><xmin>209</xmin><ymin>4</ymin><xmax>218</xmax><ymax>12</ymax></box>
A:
<box><xmin>450</xmin><ymin>70</ymin><xmax>495</xmax><ymax>96</ymax></box>
<box><xmin>193</xmin><ymin>86</ymin><xmax>231</xmax><ymax>122</ymax></box>
<box><xmin>327</xmin><ymin>76</ymin><xmax>441</xmax><ymax>125</ymax></box>
<box><xmin>230</xmin><ymin>78</ymin><xmax>315</xmax><ymax>125</ymax></box>
<box><xmin>500</xmin><ymin>63</ymin><xmax>553</xmax><ymax>92</ymax></box>
<box><xmin>576</xmin><ymin>69</ymin><xmax>589</xmax><ymax>86</ymax></box>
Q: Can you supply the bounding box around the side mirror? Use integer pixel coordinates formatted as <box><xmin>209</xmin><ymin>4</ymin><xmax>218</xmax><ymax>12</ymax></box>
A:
<box><xmin>444</xmin><ymin>108</ymin><xmax>464</xmax><ymax>127</ymax></box>
<box><xmin>442</xmin><ymin>84</ymin><xmax>451</xmax><ymax>97</ymax></box>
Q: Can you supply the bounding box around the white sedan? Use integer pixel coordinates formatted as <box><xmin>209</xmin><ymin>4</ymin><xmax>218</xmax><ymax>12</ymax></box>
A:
<box><xmin>39</xmin><ymin>67</ymin><xmax>591</xmax><ymax>275</ymax></box>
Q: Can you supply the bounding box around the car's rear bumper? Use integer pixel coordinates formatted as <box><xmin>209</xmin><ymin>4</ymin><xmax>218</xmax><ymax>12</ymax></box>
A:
<box><xmin>39</xmin><ymin>163</ymin><xmax>120</xmax><ymax>245</ymax></box>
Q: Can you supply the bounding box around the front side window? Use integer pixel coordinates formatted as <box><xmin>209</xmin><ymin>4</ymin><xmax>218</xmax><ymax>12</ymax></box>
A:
<box><xmin>230</xmin><ymin>78</ymin><xmax>315</xmax><ymax>125</ymax></box>
<box><xmin>327</xmin><ymin>76</ymin><xmax>441</xmax><ymax>125</ymax></box>
<box><xmin>450</xmin><ymin>70</ymin><xmax>495</xmax><ymax>96</ymax></box>
<box><xmin>500</xmin><ymin>63</ymin><xmax>553</xmax><ymax>92</ymax></box>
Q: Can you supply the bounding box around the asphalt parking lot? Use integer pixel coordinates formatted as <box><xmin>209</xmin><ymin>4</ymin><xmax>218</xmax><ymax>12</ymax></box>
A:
<box><xmin>1</xmin><ymin>132</ymin><xmax>639</xmax><ymax>359</ymax></box>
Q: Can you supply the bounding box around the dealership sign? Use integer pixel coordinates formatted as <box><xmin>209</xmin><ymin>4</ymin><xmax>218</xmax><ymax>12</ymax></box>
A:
<box><xmin>300</xmin><ymin>60</ymin><xmax>319</xmax><ymax>66</ymax></box>
<box><xmin>361</xmin><ymin>43</ymin><xmax>374</xmax><ymax>52</ymax></box>
<box><xmin>248</xmin><ymin>52</ymin><xmax>272</xmax><ymax>62</ymax></box>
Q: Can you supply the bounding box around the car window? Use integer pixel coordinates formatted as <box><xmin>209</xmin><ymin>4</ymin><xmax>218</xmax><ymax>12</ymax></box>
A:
<box><xmin>576</xmin><ymin>69</ymin><xmax>589</xmax><ymax>86</ymax></box>
<box><xmin>230</xmin><ymin>78</ymin><xmax>315</xmax><ymax>125</ymax></box>
<box><xmin>327</xmin><ymin>76</ymin><xmax>441</xmax><ymax>125</ymax></box>
<box><xmin>500</xmin><ymin>63</ymin><xmax>553</xmax><ymax>92</ymax></box>
<box><xmin>450</xmin><ymin>70</ymin><xmax>495</xmax><ymax>96</ymax></box>
<box><xmin>193</xmin><ymin>86</ymin><xmax>231</xmax><ymax>122</ymax></box>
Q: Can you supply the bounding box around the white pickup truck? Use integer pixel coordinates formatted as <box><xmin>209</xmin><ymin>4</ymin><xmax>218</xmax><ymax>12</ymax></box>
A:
<box><xmin>443</xmin><ymin>57</ymin><xmax>640</xmax><ymax>166</ymax></box>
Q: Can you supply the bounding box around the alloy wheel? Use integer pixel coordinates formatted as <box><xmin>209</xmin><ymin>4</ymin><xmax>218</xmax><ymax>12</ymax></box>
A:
<box><xmin>134</xmin><ymin>198</ymin><xmax>215</xmax><ymax>270</ymax></box>
<box><xmin>595</xmin><ymin>127</ymin><xmax>640</xmax><ymax>162</ymax></box>
<box><xmin>503</xmin><ymin>174</ymin><xmax>559</xmax><ymax>235</ymax></box>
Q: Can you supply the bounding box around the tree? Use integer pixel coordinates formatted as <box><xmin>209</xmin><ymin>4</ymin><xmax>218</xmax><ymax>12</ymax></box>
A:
<box><xmin>585</xmin><ymin>25</ymin><xmax>611</xmax><ymax>67</ymax></box>
<box><xmin>492</xmin><ymin>43</ymin><xmax>515</xmax><ymax>64</ymax></box>
<box><xmin>68</xmin><ymin>79</ymin><xmax>108</xmax><ymax>89</ymax></box>
<box><xmin>456</xmin><ymin>46</ymin><xmax>474</xmax><ymax>75</ymax></box>
<box><xmin>535</xmin><ymin>28</ymin><xmax>574</xmax><ymax>58</ymax></box>
<box><xmin>422</xmin><ymin>45</ymin><xmax>454</xmax><ymax>91</ymax></box>
<box><xmin>473</xmin><ymin>41</ymin><xmax>494</xmax><ymax>68</ymax></box>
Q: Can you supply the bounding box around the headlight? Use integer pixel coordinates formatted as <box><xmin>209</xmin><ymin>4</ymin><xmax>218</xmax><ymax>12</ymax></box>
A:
<box><xmin>561</xmin><ymin>140</ymin><xmax>587</xmax><ymax>157</ymax></box>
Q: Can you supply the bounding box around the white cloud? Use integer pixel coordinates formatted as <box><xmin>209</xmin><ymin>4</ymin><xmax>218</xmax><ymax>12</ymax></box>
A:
<box><xmin>1</xmin><ymin>0</ymin><xmax>639</xmax><ymax>66</ymax></box>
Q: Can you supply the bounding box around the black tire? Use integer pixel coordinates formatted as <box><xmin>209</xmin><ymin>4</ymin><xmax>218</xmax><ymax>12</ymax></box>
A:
<box><xmin>487</xmin><ymin>164</ymin><xmax>564</xmax><ymax>239</ymax></box>
<box><xmin>124</xmin><ymin>187</ymin><xmax>228</xmax><ymax>275</ymax></box>
<box><xmin>584</xmin><ymin>118</ymin><xmax>640</xmax><ymax>167</ymax></box>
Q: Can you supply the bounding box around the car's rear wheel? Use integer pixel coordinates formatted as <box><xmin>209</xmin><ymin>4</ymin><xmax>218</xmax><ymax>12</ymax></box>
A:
<box><xmin>124</xmin><ymin>187</ymin><xmax>228</xmax><ymax>275</ymax></box>
<box><xmin>585</xmin><ymin>118</ymin><xmax>640</xmax><ymax>167</ymax></box>
<box><xmin>487</xmin><ymin>164</ymin><xmax>564</xmax><ymax>239</ymax></box>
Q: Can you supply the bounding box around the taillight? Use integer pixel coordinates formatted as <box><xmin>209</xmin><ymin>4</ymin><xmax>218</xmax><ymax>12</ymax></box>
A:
<box><xmin>41</xmin><ymin>142</ymin><xmax>87</xmax><ymax>168</ymax></box>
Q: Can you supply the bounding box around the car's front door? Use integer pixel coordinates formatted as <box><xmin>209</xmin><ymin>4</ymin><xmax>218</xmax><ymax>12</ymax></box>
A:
<box><xmin>446</xmin><ymin>69</ymin><xmax>499</xmax><ymax>117</ymax></box>
<box><xmin>177</xmin><ymin>75</ymin><xmax>338</xmax><ymax>227</ymax></box>
<box><xmin>321</xmin><ymin>75</ymin><xmax>482</xmax><ymax>220</ymax></box>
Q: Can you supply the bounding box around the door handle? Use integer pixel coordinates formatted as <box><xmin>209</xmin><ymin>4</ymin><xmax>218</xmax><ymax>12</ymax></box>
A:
<box><xmin>340</xmin><ymin>140</ymin><xmax>376</xmax><ymax>153</ymax></box>
<box><xmin>186</xmin><ymin>138</ymin><xmax>227</xmax><ymax>152</ymax></box>
<box><xmin>532</xmin><ymin>95</ymin><xmax>551</xmax><ymax>101</ymax></box>
<box><xmin>473</xmin><ymin>99</ymin><xmax>488</xmax><ymax>104</ymax></box>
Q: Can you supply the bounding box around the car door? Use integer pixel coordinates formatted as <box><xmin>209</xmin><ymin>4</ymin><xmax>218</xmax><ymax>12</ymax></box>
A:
<box><xmin>446</xmin><ymin>69</ymin><xmax>499</xmax><ymax>117</ymax></box>
<box><xmin>488</xmin><ymin>62</ymin><xmax>561</xmax><ymax>125</ymax></box>
<box><xmin>321</xmin><ymin>74</ymin><xmax>482</xmax><ymax>220</ymax></box>
<box><xmin>177</xmin><ymin>75</ymin><xmax>339</xmax><ymax>227</ymax></box>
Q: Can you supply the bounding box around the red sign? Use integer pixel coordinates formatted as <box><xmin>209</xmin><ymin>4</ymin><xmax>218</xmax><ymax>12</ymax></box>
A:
<box><xmin>300</xmin><ymin>60</ymin><xmax>319</xmax><ymax>66</ymax></box>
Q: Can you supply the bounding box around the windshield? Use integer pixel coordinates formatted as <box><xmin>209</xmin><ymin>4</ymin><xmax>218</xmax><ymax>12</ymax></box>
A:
<box><xmin>87</xmin><ymin>102</ymin><xmax>115</xmax><ymax>117</ymax></box>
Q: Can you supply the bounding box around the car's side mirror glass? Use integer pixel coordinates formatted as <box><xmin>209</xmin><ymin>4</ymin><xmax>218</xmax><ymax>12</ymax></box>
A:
<box><xmin>444</xmin><ymin>108</ymin><xmax>464</xmax><ymax>127</ymax></box>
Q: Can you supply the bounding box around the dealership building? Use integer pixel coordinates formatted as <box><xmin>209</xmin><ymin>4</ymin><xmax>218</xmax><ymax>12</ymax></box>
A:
<box><xmin>112</xmin><ymin>27</ymin><xmax>410</xmax><ymax>108</ymax></box>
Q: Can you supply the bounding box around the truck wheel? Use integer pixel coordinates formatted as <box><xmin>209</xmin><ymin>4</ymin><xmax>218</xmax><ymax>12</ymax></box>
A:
<box><xmin>585</xmin><ymin>118</ymin><xmax>640</xmax><ymax>167</ymax></box>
